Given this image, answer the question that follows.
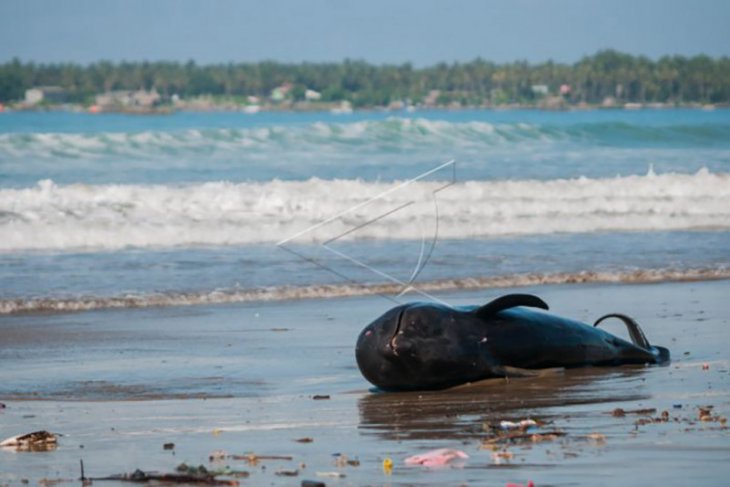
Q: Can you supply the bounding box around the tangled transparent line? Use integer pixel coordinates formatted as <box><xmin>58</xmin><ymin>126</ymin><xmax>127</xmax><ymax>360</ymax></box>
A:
<box><xmin>277</xmin><ymin>160</ymin><xmax>456</xmax><ymax>304</ymax></box>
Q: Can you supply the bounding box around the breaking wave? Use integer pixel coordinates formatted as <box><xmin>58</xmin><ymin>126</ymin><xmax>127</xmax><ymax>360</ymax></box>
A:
<box><xmin>1</xmin><ymin>169</ymin><xmax>729</xmax><ymax>252</ymax></box>
<box><xmin>2</xmin><ymin>266</ymin><xmax>728</xmax><ymax>315</ymax></box>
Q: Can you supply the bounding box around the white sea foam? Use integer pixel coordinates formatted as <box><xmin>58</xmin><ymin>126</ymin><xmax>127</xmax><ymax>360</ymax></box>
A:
<box><xmin>1</xmin><ymin>169</ymin><xmax>729</xmax><ymax>252</ymax></box>
<box><xmin>1</xmin><ymin>267</ymin><xmax>728</xmax><ymax>315</ymax></box>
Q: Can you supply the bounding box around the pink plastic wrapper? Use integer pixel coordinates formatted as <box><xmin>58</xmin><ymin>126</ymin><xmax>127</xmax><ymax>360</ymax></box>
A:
<box><xmin>404</xmin><ymin>448</ymin><xmax>469</xmax><ymax>467</ymax></box>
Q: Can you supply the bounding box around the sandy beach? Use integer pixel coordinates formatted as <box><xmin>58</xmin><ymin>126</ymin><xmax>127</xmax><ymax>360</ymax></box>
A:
<box><xmin>1</xmin><ymin>279</ymin><xmax>729</xmax><ymax>486</ymax></box>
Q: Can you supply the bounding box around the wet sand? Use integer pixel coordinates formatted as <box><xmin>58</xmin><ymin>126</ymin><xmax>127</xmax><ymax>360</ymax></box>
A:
<box><xmin>1</xmin><ymin>280</ymin><xmax>729</xmax><ymax>486</ymax></box>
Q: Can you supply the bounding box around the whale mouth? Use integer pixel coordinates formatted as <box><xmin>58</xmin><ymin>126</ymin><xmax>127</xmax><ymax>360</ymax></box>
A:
<box><xmin>388</xmin><ymin>308</ymin><xmax>406</xmax><ymax>356</ymax></box>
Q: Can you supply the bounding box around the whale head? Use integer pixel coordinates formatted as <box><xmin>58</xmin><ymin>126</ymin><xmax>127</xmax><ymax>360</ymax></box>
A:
<box><xmin>355</xmin><ymin>302</ymin><xmax>495</xmax><ymax>391</ymax></box>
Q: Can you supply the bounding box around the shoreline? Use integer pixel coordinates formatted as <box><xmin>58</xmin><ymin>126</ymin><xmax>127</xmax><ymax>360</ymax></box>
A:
<box><xmin>2</xmin><ymin>269</ymin><xmax>729</xmax><ymax>316</ymax></box>
<box><xmin>1</xmin><ymin>279</ymin><xmax>728</xmax><ymax>486</ymax></box>
<box><xmin>2</xmin><ymin>102</ymin><xmax>726</xmax><ymax>116</ymax></box>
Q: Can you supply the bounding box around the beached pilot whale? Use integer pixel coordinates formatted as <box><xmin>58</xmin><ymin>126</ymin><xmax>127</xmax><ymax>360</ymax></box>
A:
<box><xmin>355</xmin><ymin>294</ymin><xmax>670</xmax><ymax>391</ymax></box>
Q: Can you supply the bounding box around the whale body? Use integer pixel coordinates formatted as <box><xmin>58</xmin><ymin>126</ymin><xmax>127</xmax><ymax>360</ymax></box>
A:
<box><xmin>355</xmin><ymin>294</ymin><xmax>670</xmax><ymax>391</ymax></box>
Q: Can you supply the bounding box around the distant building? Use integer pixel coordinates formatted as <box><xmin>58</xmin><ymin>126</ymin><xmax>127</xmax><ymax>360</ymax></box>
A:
<box><xmin>25</xmin><ymin>86</ymin><xmax>67</xmax><ymax>105</ymax></box>
<box><xmin>423</xmin><ymin>90</ymin><xmax>441</xmax><ymax>107</ymax></box>
<box><xmin>96</xmin><ymin>89</ymin><xmax>160</xmax><ymax>109</ymax></box>
<box><xmin>531</xmin><ymin>84</ymin><xmax>549</xmax><ymax>96</ymax></box>
<box><xmin>270</xmin><ymin>83</ymin><xmax>293</xmax><ymax>102</ymax></box>
<box><xmin>305</xmin><ymin>89</ymin><xmax>321</xmax><ymax>101</ymax></box>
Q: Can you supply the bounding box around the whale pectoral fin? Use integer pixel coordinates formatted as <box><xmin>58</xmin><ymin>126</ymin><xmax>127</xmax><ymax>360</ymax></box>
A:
<box><xmin>474</xmin><ymin>294</ymin><xmax>549</xmax><ymax>319</ymax></box>
<box><xmin>594</xmin><ymin>313</ymin><xmax>651</xmax><ymax>349</ymax></box>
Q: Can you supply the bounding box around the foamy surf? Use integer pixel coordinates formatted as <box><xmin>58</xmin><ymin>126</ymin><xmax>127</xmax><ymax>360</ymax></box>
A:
<box><xmin>2</xmin><ymin>267</ymin><xmax>728</xmax><ymax>315</ymax></box>
<box><xmin>1</xmin><ymin>169</ymin><xmax>728</xmax><ymax>252</ymax></box>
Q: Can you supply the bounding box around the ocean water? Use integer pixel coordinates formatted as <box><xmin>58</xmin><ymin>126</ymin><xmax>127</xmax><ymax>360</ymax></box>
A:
<box><xmin>1</xmin><ymin>108</ymin><xmax>729</xmax><ymax>313</ymax></box>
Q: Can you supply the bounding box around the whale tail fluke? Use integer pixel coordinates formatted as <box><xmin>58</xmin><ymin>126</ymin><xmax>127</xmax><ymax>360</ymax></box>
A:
<box><xmin>594</xmin><ymin>313</ymin><xmax>650</xmax><ymax>348</ymax></box>
<box><xmin>593</xmin><ymin>313</ymin><xmax>670</xmax><ymax>364</ymax></box>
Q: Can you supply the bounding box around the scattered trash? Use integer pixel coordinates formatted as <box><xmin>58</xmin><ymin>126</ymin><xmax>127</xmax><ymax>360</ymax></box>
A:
<box><xmin>275</xmin><ymin>469</ymin><xmax>299</xmax><ymax>477</ymax></box>
<box><xmin>382</xmin><ymin>458</ymin><xmax>393</xmax><ymax>475</ymax></box>
<box><xmin>404</xmin><ymin>448</ymin><xmax>469</xmax><ymax>467</ymax></box>
<box><xmin>212</xmin><ymin>429</ymin><xmax>223</xmax><ymax>437</ymax></box>
<box><xmin>698</xmin><ymin>406</ymin><xmax>713</xmax><ymax>421</ymax></box>
<box><xmin>505</xmin><ymin>481</ymin><xmax>535</xmax><ymax>487</ymax></box>
<box><xmin>231</xmin><ymin>453</ymin><xmax>293</xmax><ymax>466</ymax></box>
<box><xmin>673</xmin><ymin>404</ymin><xmax>683</xmax><ymax>409</ymax></box>
<box><xmin>499</xmin><ymin>419</ymin><xmax>538</xmax><ymax>430</ymax></box>
<box><xmin>585</xmin><ymin>433</ymin><xmax>606</xmax><ymax>444</ymax></box>
<box><xmin>0</xmin><ymin>402</ymin><xmax>5</xmax><ymax>409</ymax></box>
<box><xmin>163</xmin><ymin>442</ymin><xmax>175</xmax><ymax>451</ymax></box>
<box><xmin>312</xmin><ymin>395</ymin><xmax>330</xmax><ymax>400</ymax></box>
<box><xmin>482</xmin><ymin>430</ymin><xmax>565</xmax><ymax>448</ymax></box>
<box><xmin>0</xmin><ymin>431</ymin><xmax>58</xmax><ymax>452</ymax></box>
<box><xmin>491</xmin><ymin>450</ymin><xmax>514</xmax><ymax>464</ymax></box>
<box><xmin>611</xmin><ymin>408</ymin><xmax>656</xmax><ymax>417</ymax></box>
<box><xmin>38</xmin><ymin>479</ymin><xmax>68</xmax><ymax>487</ymax></box>
<box><xmin>316</xmin><ymin>472</ymin><xmax>345</xmax><ymax>478</ymax></box>
<box><xmin>702</xmin><ymin>363</ymin><xmax>710</xmax><ymax>370</ymax></box>
<box><xmin>330</xmin><ymin>453</ymin><xmax>359</xmax><ymax>467</ymax></box>
<box><xmin>295</xmin><ymin>437</ymin><xmax>313</xmax><ymax>443</ymax></box>
<box><xmin>209</xmin><ymin>450</ymin><xmax>228</xmax><ymax>462</ymax></box>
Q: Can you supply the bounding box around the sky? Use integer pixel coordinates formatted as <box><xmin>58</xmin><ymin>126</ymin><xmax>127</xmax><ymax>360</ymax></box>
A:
<box><xmin>1</xmin><ymin>0</ymin><xmax>729</xmax><ymax>66</ymax></box>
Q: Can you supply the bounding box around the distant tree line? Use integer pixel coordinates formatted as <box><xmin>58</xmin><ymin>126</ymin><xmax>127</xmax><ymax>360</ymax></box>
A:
<box><xmin>1</xmin><ymin>50</ymin><xmax>729</xmax><ymax>107</ymax></box>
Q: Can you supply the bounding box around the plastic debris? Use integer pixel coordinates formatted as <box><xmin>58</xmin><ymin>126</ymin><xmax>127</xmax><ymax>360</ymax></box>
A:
<box><xmin>209</xmin><ymin>450</ymin><xmax>228</xmax><ymax>462</ymax></box>
<box><xmin>585</xmin><ymin>433</ymin><xmax>606</xmax><ymax>444</ymax></box>
<box><xmin>611</xmin><ymin>408</ymin><xmax>656</xmax><ymax>417</ymax></box>
<box><xmin>0</xmin><ymin>431</ymin><xmax>58</xmax><ymax>452</ymax></box>
<box><xmin>275</xmin><ymin>469</ymin><xmax>299</xmax><ymax>477</ymax></box>
<box><xmin>404</xmin><ymin>448</ymin><xmax>469</xmax><ymax>467</ymax></box>
<box><xmin>506</xmin><ymin>481</ymin><xmax>535</xmax><ymax>487</ymax></box>
<box><xmin>316</xmin><ymin>471</ymin><xmax>345</xmax><ymax>478</ymax></box>
<box><xmin>500</xmin><ymin>419</ymin><xmax>537</xmax><ymax>430</ymax></box>
<box><xmin>491</xmin><ymin>450</ymin><xmax>514</xmax><ymax>464</ymax></box>
<box><xmin>382</xmin><ymin>458</ymin><xmax>393</xmax><ymax>475</ymax></box>
<box><xmin>163</xmin><ymin>443</ymin><xmax>175</xmax><ymax>451</ymax></box>
<box><xmin>231</xmin><ymin>453</ymin><xmax>293</xmax><ymax>465</ymax></box>
<box><xmin>332</xmin><ymin>453</ymin><xmax>359</xmax><ymax>467</ymax></box>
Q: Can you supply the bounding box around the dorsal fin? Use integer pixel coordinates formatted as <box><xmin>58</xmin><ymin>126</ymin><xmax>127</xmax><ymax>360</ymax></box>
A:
<box><xmin>474</xmin><ymin>294</ymin><xmax>549</xmax><ymax>319</ymax></box>
<box><xmin>594</xmin><ymin>313</ymin><xmax>651</xmax><ymax>349</ymax></box>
